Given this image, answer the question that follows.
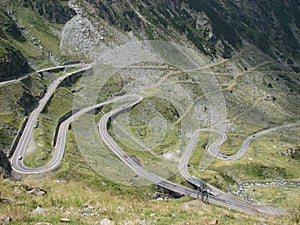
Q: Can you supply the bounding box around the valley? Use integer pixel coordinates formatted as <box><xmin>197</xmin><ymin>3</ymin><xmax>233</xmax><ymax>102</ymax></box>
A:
<box><xmin>0</xmin><ymin>0</ymin><xmax>300</xmax><ymax>224</ymax></box>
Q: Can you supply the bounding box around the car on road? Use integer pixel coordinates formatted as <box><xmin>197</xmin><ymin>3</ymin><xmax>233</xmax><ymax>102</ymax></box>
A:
<box><xmin>18</xmin><ymin>155</ymin><xmax>22</xmax><ymax>160</ymax></box>
<box><xmin>123</xmin><ymin>154</ymin><xmax>128</xmax><ymax>158</ymax></box>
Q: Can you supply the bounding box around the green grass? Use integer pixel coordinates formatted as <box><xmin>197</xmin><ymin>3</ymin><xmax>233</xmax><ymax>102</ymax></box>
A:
<box><xmin>187</xmin><ymin>121</ymin><xmax>300</xmax><ymax>196</ymax></box>
<box><xmin>24</xmin><ymin>119</ymin><xmax>55</xmax><ymax>167</ymax></box>
<box><xmin>96</xmin><ymin>74</ymin><xmax>124</xmax><ymax>103</ymax></box>
<box><xmin>9</xmin><ymin>38</ymin><xmax>40</xmax><ymax>59</ymax></box>
<box><xmin>188</xmin><ymin>133</ymin><xmax>210</xmax><ymax>165</ymax></box>
<box><xmin>151</xmin><ymin>128</ymin><xmax>180</xmax><ymax>154</ymax></box>
<box><xmin>230</xmin><ymin>162</ymin><xmax>292</xmax><ymax>180</ymax></box>
<box><xmin>0</xmin><ymin>75</ymin><xmax>48</xmax><ymax>153</ymax></box>
<box><xmin>0</xmin><ymin>39</ymin><xmax>9</xmax><ymax>58</ymax></box>
<box><xmin>2</xmin><ymin>124</ymin><xmax>296</xmax><ymax>223</ymax></box>
<box><xmin>244</xmin><ymin>186</ymin><xmax>300</xmax><ymax>208</ymax></box>
<box><xmin>0</xmin><ymin>82</ymin><xmax>25</xmax><ymax>114</ymax></box>
<box><xmin>14</xmin><ymin>6</ymin><xmax>61</xmax><ymax>56</ymax></box>
<box><xmin>0</xmin><ymin>174</ymin><xmax>298</xmax><ymax>224</ymax></box>
<box><xmin>188</xmin><ymin>134</ymin><xmax>238</xmax><ymax>190</ymax></box>
<box><xmin>108</xmin><ymin>125</ymin><xmax>178</xmax><ymax>180</ymax></box>
<box><xmin>6</xmin><ymin>1</ymin><xmax>80</xmax><ymax>68</ymax></box>
<box><xmin>0</xmin><ymin>113</ymin><xmax>23</xmax><ymax>152</ymax></box>
<box><xmin>130</xmin><ymin>125</ymin><xmax>150</xmax><ymax>139</ymax></box>
<box><xmin>0</xmin><ymin>11</ymin><xmax>41</xmax><ymax>62</ymax></box>
<box><xmin>292</xmin><ymin>146</ymin><xmax>300</xmax><ymax>160</ymax></box>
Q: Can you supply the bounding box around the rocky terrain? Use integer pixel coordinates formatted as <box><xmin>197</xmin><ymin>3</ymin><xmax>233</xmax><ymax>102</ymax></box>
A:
<box><xmin>0</xmin><ymin>10</ymin><xmax>33</xmax><ymax>81</ymax></box>
<box><xmin>68</xmin><ymin>0</ymin><xmax>300</xmax><ymax>66</ymax></box>
<box><xmin>1</xmin><ymin>0</ymin><xmax>300</xmax><ymax>70</ymax></box>
<box><xmin>0</xmin><ymin>0</ymin><xmax>299</xmax><ymax>224</ymax></box>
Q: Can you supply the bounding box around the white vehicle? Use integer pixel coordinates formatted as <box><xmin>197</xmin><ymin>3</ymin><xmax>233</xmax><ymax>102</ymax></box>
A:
<box><xmin>18</xmin><ymin>155</ymin><xmax>23</xmax><ymax>160</ymax></box>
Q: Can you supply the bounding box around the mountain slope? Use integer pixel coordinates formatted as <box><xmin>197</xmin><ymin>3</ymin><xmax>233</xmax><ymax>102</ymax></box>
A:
<box><xmin>0</xmin><ymin>10</ymin><xmax>33</xmax><ymax>81</ymax></box>
<box><xmin>0</xmin><ymin>1</ymin><xmax>299</xmax><ymax>223</ymax></box>
<box><xmin>0</xmin><ymin>149</ymin><xmax>11</xmax><ymax>178</ymax></box>
<box><xmin>82</xmin><ymin>0</ymin><xmax>300</xmax><ymax>67</ymax></box>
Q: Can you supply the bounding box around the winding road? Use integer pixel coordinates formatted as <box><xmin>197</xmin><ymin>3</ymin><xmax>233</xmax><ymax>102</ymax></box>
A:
<box><xmin>11</xmin><ymin>65</ymin><xmax>91</xmax><ymax>173</ymax></box>
<box><xmin>10</xmin><ymin>65</ymin><xmax>300</xmax><ymax>215</ymax></box>
<box><xmin>0</xmin><ymin>63</ymin><xmax>86</xmax><ymax>87</ymax></box>
<box><xmin>178</xmin><ymin>127</ymin><xmax>300</xmax><ymax>215</ymax></box>
<box><xmin>98</xmin><ymin>95</ymin><xmax>294</xmax><ymax>215</ymax></box>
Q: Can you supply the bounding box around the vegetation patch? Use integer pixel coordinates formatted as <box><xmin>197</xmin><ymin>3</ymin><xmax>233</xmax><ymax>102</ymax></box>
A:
<box><xmin>1</xmin><ymin>174</ymin><xmax>290</xmax><ymax>224</ymax></box>
<box><xmin>0</xmin><ymin>75</ymin><xmax>48</xmax><ymax>153</ymax></box>
<box><xmin>240</xmin><ymin>163</ymin><xmax>291</xmax><ymax>180</ymax></box>
<box><xmin>0</xmin><ymin>113</ymin><xmax>22</xmax><ymax>152</ymax></box>
<box><xmin>291</xmin><ymin>146</ymin><xmax>300</xmax><ymax>161</ymax></box>
<box><xmin>244</xmin><ymin>185</ymin><xmax>300</xmax><ymax>209</ymax></box>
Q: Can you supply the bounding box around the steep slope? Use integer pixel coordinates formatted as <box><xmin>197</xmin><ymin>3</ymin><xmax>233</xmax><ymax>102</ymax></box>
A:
<box><xmin>0</xmin><ymin>1</ymin><xmax>299</xmax><ymax>223</ymax></box>
<box><xmin>82</xmin><ymin>0</ymin><xmax>300</xmax><ymax>68</ymax></box>
<box><xmin>0</xmin><ymin>0</ymin><xmax>299</xmax><ymax>175</ymax></box>
<box><xmin>2</xmin><ymin>0</ymin><xmax>299</xmax><ymax>69</ymax></box>
<box><xmin>184</xmin><ymin>0</ymin><xmax>300</xmax><ymax>68</ymax></box>
<box><xmin>0</xmin><ymin>11</ymin><xmax>33</xmax><ymax>81</ymax></box>
<box><xmin>0</xmin><ymin>0</ymin><xmax>78</xmax><ymax>78</ymax></box>
<box><xmin>21</xmin><ymin>0</ymin><xmax>76</xmax><ymax>24</ymax></box>
<box><xmin>0</xmin><ymin>150</ymin><xmax>12</xmax><ymax>178</ymax></box>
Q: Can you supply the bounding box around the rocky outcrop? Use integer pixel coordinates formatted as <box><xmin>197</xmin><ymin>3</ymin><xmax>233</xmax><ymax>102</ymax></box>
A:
<box><xmin>60</xmin><ymin>0</ymin><xmax>131</xmax><ymax>61</ymax></box>
<box><xmin>0</xmin><ymin>46</ymin><xmax>33</xmax><ymax>82</ymax></box>
<box><xmin>84</xmin><ymin>0</ymin><xmax>300</xmax><ymax>66</ymax></box>
<box><xmin>17</xmin><ymin>90</ymin><xmax>40</xmax><ymax>115</ymax></box>
<box><xmin>0</xmin><ymin>149</ymin><xmax>12</xmax><ymax>178</ymax></box>
<box><xmin>184</xmin><ymin>0</ymin><xmax>300</xmax><ymax>64</ymax></box>
<box><xmin>0</xmin><ymin>10</ymin><xmax>33</xmax><ymax>82</ymax></box>
<box><xmin>21</xmin><ymin>0</ymin><xmax>76</xmax><ymax>24</ymax></box>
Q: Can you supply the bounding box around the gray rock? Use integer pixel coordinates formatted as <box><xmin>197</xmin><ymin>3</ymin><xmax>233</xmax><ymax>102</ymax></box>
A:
<box><xmin>81</xmin><ymin>206</ymin><xmax>93</xmax><ymax>214</ymax></box>
<box><xmin>95</xmin><ymin>218</ymin><xmax>114</xmax><ymax>225</ymax></box>
<box><xmin>27</xmin><ymin>189</ymin><xmax>46</xmax><ymax>196</ymax></box>
<box><xmin>208</xmin><ymin>220</ymin><xmax>219</xmax><ymax>225</ymax></box>
<box><xmin>138</xmin><ymin>219</ymin><xmax>147</xmax><ymax>225</ymax></box>
<box><xmin>23</xmin><ymin>185</ymin><xmax>47</xmax><ymax>196</ymax></box>
<box><xmin>32</xmin><ymin>206</ymin><xmax>46</xmax><ymax>215</ymax></box>
<box><xmin>60</xmin><ymin>218</ymin><xmax>70</xmax><ymax>223</ymax></box>
<box><xmin>3</xmin><ymin>217</ymin><xmax>11</xmax><ymax>224</ymax></box>
<box><xmin>35</xmin><ymin>223</ymin><xmax>52</xmax><ymax>225</ymax></box>
<box><xmin>1</xmin><ymin>198</ymin><xmax>15</xmax><ymax>203</ymax></box>
<box><xmin>16</xmin><ymin>201</ymin><xmax>25</xmax><ymax>205</ymax></box>
<box><xmin>234</xmin><ymin>216</ymin><xmax>242</xmax><ymax>220</ymax></box>
<box><xmin>116</xmin><ymin>206</ymin><xmax>126</xmax><ymax>213</ymax></box>
<box><xmin>56</xmin><ymin>180</ymin><xmax>68</xmax><ymax>184</ymax></box>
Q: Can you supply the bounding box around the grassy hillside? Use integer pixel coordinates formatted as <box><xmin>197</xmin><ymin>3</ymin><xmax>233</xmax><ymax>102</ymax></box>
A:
<box><xmin>1</xmin><ymin>135</ymin><xmax>299</xmax><ymax>224</ymax></box>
